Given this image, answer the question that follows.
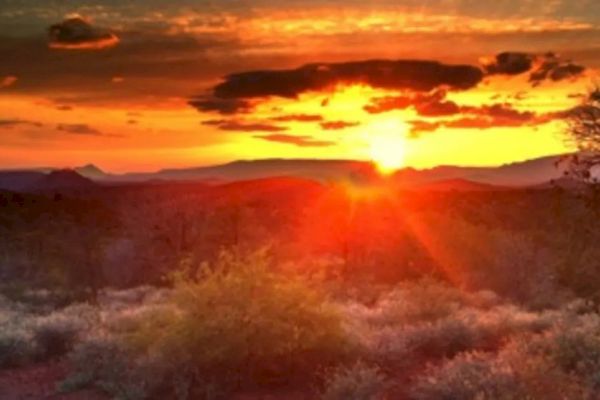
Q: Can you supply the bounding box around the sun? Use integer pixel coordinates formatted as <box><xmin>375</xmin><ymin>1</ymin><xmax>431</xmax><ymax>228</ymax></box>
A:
<box><xmin>367</xmin><ymin>119</ymin><xmax>409</xmax><ymax>174</ymax></box>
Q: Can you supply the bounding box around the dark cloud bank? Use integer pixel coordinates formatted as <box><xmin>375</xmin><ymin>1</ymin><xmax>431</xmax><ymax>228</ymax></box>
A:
<box><xmin>191</xmin><ymin>52</ymin><xmax>586</xmax><ymax>134</ymax></box>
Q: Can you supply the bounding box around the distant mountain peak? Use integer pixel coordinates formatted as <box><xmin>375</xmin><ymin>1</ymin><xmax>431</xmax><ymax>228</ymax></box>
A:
<box><xmin>75</xmin><ymin>164</ymin><xmax>106</xmax><ymax>179</ymax></box>
<box><xmin>30</xmin><ymin>169</ymin><xmax>97</xmax><ymax>191</ymax></box>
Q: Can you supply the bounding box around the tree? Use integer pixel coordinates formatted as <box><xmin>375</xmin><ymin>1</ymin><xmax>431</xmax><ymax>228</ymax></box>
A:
<box><xmin>566</xmin><ymin>88</ymin><xmax>600</xmax><ymax>184</ymax></box>
<box><xmin>557</xmin><ymin>88</ymin><xmax>600</xmax><ymax>301</ymax></box>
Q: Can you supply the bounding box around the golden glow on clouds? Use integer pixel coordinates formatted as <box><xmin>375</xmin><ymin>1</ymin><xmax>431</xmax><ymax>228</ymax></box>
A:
<box><xmin>48</xmin><ymin>34</ymin><xmax>119</xmax><ymax>50</ymax></box>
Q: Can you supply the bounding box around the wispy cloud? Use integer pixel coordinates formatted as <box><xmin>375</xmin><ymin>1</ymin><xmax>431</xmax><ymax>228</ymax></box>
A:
<box><xmin>255</xmin><ymin>134</ymin><xmax>335</xmax><ymax>147</ymax></box>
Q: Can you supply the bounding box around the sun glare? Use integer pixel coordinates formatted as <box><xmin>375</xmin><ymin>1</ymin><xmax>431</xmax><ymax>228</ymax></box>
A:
<box><xmin>367</xmin><ymin>119</ymin><xmax>409</xmax><ymax>174</ymax></box>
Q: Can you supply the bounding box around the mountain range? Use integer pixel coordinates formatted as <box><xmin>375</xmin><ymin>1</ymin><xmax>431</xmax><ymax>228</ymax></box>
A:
<box><xmin>0</xmin><ymin>155</ymin><xmax>576</xmax><ymax>193</ymax></box>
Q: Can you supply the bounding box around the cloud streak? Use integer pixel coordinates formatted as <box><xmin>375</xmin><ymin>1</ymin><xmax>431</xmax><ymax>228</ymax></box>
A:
<box><xmin>320</xmin><ymin>121</ymin><xmax>360</xmax><ymax>130</ymax></box>
<box><xmin>254</xmin><ymin>134</ymin><xmax>335</xmax><ymax>147</ymax></box>
<box><xmin>214</xmin><ymin>121</ymin><xmax>288</xmax><ymax>132</ymax></box>
<box><xmin>56</xmin><ymin>123</ymin><xmax>102</xmax><ymax>135</ymax></box>
<box><xmin>0</xmin><ymin>119</ymin><xmax>43</xmax><ymax>128</ymax></box>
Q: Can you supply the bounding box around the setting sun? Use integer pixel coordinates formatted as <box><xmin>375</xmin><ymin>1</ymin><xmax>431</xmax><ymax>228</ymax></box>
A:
<box><xmin>368</xmin><ymin>119</ymin><xmax>409</xmax><ymax>174</ymax></box>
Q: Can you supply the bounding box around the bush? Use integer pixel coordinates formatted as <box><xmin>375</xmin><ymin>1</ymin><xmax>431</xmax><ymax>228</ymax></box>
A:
<box><xmin>33</xmin><ymin>314</ymin><xmax>85</xmax><ymax>359</ymax></box>
<box><xmin>409</xmin><ymin>352</ymin><xmax>526</xmax><ymax>400</ymax></box>
<box><xmin>0</xmin><ymin>324</ymin><xmax>34</xmax><ymax>368</ymax></box>
<box><xmin>506</xmin><ymin>314</ymin><xmax>600</xmax><ymax>394</ymax></box>
<box><xmin>321</xmin><ymin>362</ymin><xmax>387</xmax><ymax>400</ymax></box>
<box><xmin>83</xmin><ymin>250</ymin><xmax>354</xmax><ymax>398</ymax></box>
<box><xmin>61</xmin><ymin>335</ymin><xmax>164</xmax><ymax>400</ymax></box>
<box><xmin>344</xmin><ymin>282</ymin><xmax>559</xmax><ymax>372</ymax></box>
<box><xmin>163</xmin><ymin>251</ymin><xmax>349</xmax><ymax>386</ymax></box>
<box><xmin>372</xmin><ymin>279</ymin><xmax>467</xmax><ymax>326</ymax></box>
<box><xmin>409</xmin><ymin>314</ymin><xmax>600</xmax><ymax>400</ymax></box>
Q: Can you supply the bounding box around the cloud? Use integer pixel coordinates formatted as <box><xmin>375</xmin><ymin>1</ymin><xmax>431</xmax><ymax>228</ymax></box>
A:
<box><xmin>408</xmin><ymin>120</ymin><xmax>442</xmax><ymax>137</ymax></box>
<box><xmin>365</xmin><ymin>89</ymin><xmax>460</xmax><ymax>116</ymax></box>
<box><xmin>416</xmin><ymin>99</ymin><xmax>461</xmax><ymax>116</ymax></box>
<box><xmin>0</xmin><ymin>119</ymin><xmax>43</xmax><ymax>128</ymax></box>
<box><xmin>209</xmin><ymin>59</ymin><xmax>484</xmax><ymax>101</ymax></box>
<box><xmin>462</xmin><ymin>103</ymin><xmax>535</xmax><ymax>122</ymax></box>
<box><xmin>482</xmin><ymin>51</ymin><xmax>585</xmax><ymax>84</ymax></box>
<box><xmin>215</xmin><ymin>121</ymin><xmax>288</xmax><ymax>132</ymax></box>
<box><xmin>529</xmin><ymin>53</ymin><xmax>585</xmax><ymax>85</ymax></box>
<box><xmin>201</xmin><ymin>119</ymin><xmax>228</xmax><ymax>126</ymax></box>
<box><xmin>254</xmin><ymin>134</ymin><xmax>335</xmax><ymax>147</ymax></box>
<box><xmin>271</xmin><ymin>114</ymin><xmax>324</xmax><ymax>122</ymax></box>
<box><xmin>482</xmin><ymin>52</ymin><xmax>535</xmax><ymax>75</ymax></box>
<box><xmin>48</xmin><ymin>16</ymin><xmax>119</xmax><ymax>50</ymax></box>
<box><xmin>189</xmin><ymin>97</ymin><xmax>252</xmax><ymax>115</ymax></box>
<box><xmin>408</xmin><ymin>102</ymin><xmax>549</xmax><ymax>133</ymax></box>
<box><xmin>363</xmin><ymin>95</ymin><xmax>414</xmax><ymax>114</ymax></box>
<box><xmin>56</xmin><ymin>123</ymin><xmax>102</xmax><ymax>135</ymax></box>
<box><xmin>440</xmin><ymin>104</ymin><xmax>544</xmax><ymax>129</ymax></box>
<box><xmin>0</xmin><ymin>75</ymin><xmax>17</xmax><ymax>88</ymax></box>
<box><xmin>443</xmin><ymin>117</ymin><xmax>523</xmax><ymax>129</ymax></box>
<box><xmin>196</xmin><ymin>52</ymin><xmax>585</xmax><ymax>117</ymax></box>
<box><xmin>366</xmin><ymin>87</ymin><xmax>546</xmax><ymax>124</ymax></box>
<box><xmin>320</xmin><ymin>120</ymin><xmax>360</xmax><ymax>130</ymax></box>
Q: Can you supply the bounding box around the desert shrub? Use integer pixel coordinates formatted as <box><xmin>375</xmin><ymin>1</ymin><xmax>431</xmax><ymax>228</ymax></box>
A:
<box><xmin>507</xmin><ymin>314</ymin><xmax>600</xmax><ymax>394</ymax></box>
<box><xmin>498</xmin><ymin>338</ymin><xmax>591</xmax><ymax>400</ymax></box>
<box><xmin>551</xmin><ymin>321</ymin><xmax>600</xmax><ymax>384</ymax></box>
<box><xmin>411</xmin><ymin>348</ymin><xmax>588</xmax><ymax>400</ymax></box>
<box><xmin>0</xmin><ymin>323</ymin><xmax>34</xmax><ymax>368</ymax></box>
<box><xmin>406</xmin><ymin>317</ymin><xmax>477</xmax><ymax>358</ymax></box>
<box><xmin>62</xmin><ymin>250</ymin><xmax>354</xmax><ymax>399</ymax></box>
<box><xmin>362</xmin><ymin>315</ymin><xmax>484</xmax><ymax>370</ymax></box>
<box><xmin>61</xmin><ymin>335</ymin><xmax>165</xmax><ymax>400</ymax></box>
<box><xmin>346</xmin><ymin>281</ymin><xmax>566</xmax><ymax>375</ymax></box>
<box><xmin>103</xmin><ymin>302</ymin><xmax>178</xmax><ymax>336</ymax></box>
<box><xmin>0</xmin><ymin>296</ymin><xmax>36</xmax><ymax>368</ymax></box>
<box><xmin>409</xmin><ymin>352</ymin><xmax>527</xmax><ymax>400</ymax></box>
<box><xmin>377</xmin><ymin>279</ymin><xmax>467</xmax><ymax>325</ymax></box>
<box><xmin>98</xmin><ymin>286</ymin><xmax>164</xmax><ymax>309</ymax></box>
<box><xmin>409</xmin><ymin>312</ymin><xmax>600</xmax><ymax>400</ymax></box>
<box><xmin>320</xmin><ymin>362</ymin><xmax>387</xmax><ymax>400</ymax></box>
<box><xmin>32</xmin><ymin>313</ymin><xmax>85</xmax><ymax>359</ymax></box>
<box><xmin>133</xmin><ymin>250</ymin><xmax>353</xmax><ymax>397</ymax></box>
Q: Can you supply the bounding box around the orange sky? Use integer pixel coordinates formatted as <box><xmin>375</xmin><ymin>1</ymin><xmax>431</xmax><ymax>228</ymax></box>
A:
<box><xmin>0</xmin><ymin>1</ymin><xmax>598</xmax><ymax>172</ymax></box>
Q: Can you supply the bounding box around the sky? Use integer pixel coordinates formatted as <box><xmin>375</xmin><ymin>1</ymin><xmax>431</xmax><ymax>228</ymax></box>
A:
<box><xmin>0</xmin><ymin>0</ymin><xmax>598</xmax><ymax>172</ymax></box>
